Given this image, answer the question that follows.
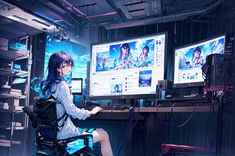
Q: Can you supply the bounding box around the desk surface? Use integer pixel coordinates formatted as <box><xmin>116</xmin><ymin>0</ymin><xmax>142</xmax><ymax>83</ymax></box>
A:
<box><xmin>101</xmin><ymin>105</ymin><xmax>218</xmax><ymax>113</ymax></box>
<box><xmin>88</xmin><ymin>105</ymin><xmax>218</xmax><ymax>120</ymax></box>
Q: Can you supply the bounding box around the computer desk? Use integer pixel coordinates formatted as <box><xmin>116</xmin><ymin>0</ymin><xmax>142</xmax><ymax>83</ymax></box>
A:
<box><xmin>101</xmin><ymin>105</ymin><xmax>217</xmax><ymax>113</ymax></box>
<box><xmin>89</xmin><ymin>103</ymin><xmax>219</xmax><ymax>156</ymax></box>
<box><xmin>89</xmin><ymin>104</ymin><xmax>217</xmax><ymax>120</ymax></box>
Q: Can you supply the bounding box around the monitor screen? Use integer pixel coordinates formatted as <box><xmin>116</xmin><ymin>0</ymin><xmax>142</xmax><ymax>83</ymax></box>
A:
<box><xmin>70</xmin><ymin>78</ymin><xmax>83</xmax><ymax>95</ymax></box>
<box><xmin>89</xmin><ymin>33</ymin><xmax>166</xmax><ymax>99</ymax></box>
<box><xmin>174</xmin><ymin>35</ymin><xmax>225</xmax><ymax>87</ymax></box>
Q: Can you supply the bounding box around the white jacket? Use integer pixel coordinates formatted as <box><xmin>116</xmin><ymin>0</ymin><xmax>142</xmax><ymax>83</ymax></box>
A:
<box><xmin>51</xmin><ymin>81</ymin><xmax>91</xmax><ymax>140</ymax></box>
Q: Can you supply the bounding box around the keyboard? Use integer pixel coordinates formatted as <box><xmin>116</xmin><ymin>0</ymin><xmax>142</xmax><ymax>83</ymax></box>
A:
<box><xmin>80</xmin><ymin>105</ymin><xmax>131</xmax><ymax>111</ymax></box>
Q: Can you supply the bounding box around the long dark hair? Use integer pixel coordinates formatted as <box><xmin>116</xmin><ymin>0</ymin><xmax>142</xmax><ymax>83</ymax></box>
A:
<box><xmin>119</xmin><ymin>43</ymin><xmax>130</xmax><ymax>60</ymax></box>
<box><xmin>142</xmin><ymin>45</ymin><xmax>149</xmax><ymax>56</ymax></box>
<box><xmin>192</xmin><ymin>46</ymin><xmax>201</xmax><ymax>58</ymax></box>
<box><xmin>40</xmin><ymin>51</ymin><xmax>74</xmax><ymax>95</ymax></box>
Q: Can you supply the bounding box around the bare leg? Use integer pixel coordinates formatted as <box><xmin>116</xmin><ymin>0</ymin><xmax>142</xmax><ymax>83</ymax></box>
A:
<box><xmin>92</xmin><ymin>128</ymin><xmax>113</xmax><ymax>156</ymax></box>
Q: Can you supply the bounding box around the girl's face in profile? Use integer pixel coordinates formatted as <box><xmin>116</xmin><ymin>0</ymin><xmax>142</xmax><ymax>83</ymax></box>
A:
<box><xmin>59</xmin><ymin>62</ymin><xmax>72</xmax><ymax>76</ymax></box>
<box><xmin>121</xmin><ymin>47</ymin><xmax>128</xmax><ymax>56</ymax></box>
<box><xmin>143</xmin><ymin>48</ymin><xmax>148</xmax><ymax>54</ymax></box>
<box><xmin>193</xmin><ymin>51</ymin><xmax>200</xmax><ymax>58</ymax></box>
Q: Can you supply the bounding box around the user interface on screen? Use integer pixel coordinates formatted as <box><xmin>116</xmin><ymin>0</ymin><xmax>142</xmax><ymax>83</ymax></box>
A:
<box><xmin>90</xmin><ymin>33</ymin><xmax>166</xmax><ymax>97</ymax></box>
<box><xmin>174</xmin><ymin>35</ymin><xmax>225</xmax><ymax>85</ymax></box>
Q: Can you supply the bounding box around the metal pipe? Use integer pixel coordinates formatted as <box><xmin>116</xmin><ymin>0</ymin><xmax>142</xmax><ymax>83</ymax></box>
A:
<box><xmin>86</xmin><ymin>11</ymin><xmax>117</xmax><ymax>19</ymax></box>
<box><xmin>63</xmin><ymin>0</ymin><xmax>86</xmax><ymax>16</ymax></box>
<box><xmin>104</xmin><ymin>10</ymin><xmax>206</xmax><ymax>29</ymax></box>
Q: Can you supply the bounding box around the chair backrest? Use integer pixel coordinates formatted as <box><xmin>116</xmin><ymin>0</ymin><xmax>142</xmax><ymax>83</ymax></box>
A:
<box><xmin>34</xmin><ymin>96</ymin><xmax>58</xmax><ymax>140</ymax></box>
<box><xmin>23</xmin><ymin>96</ymin><xmax>68</xmax><ymax>140</ymax></box>
<box><xmin>24</xmin><ymin>97</ymin><xmax>95</xmax><ymax>155</ymax></box>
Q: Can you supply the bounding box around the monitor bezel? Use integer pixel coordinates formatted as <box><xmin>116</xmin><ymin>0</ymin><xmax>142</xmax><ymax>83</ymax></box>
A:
<box><xmin>71</xmin><ymin>78</ymin><xmax>83</xmax><ymax>95</ymax></box>
<box><xmin>173</xmin><ymin>33</ymin><xmax>226</xmax><ymax>88</ymax></box>
<box><xmin>89</xmin><ymin>32</ymin><xmax>168</xmax><ymax>100</ymax></box>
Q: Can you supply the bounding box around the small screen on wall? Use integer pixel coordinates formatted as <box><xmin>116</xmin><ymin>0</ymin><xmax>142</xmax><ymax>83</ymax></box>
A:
<box><xmin>44</xmin><ymin>34</ymin><xmax>89</xmax><ymax>87</ymax></box>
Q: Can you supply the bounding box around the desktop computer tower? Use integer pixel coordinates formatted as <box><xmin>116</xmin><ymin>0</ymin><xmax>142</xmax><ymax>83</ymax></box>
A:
<box><xmin>157</xmin><ymin>80</ymin><xmax>173</xmax><ymax>99</ymax></box>
<box><xmin>202</xmin><ymin>54</ymin><xmax>232</xmax><ymax>87</ymax></box>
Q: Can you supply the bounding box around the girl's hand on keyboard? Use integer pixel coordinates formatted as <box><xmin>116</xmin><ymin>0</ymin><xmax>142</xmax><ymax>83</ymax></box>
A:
<box><xmin>90</xmin><ymin>106</ymin><xmax>103</xmax><ymax>115</ymax></box>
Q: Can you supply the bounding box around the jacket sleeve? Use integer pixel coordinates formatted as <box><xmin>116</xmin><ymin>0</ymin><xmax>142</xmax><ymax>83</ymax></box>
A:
<box><xmin>55</xmin><ymin>81</ymin><xmax>91</xmax><ymax>120</ymax></box>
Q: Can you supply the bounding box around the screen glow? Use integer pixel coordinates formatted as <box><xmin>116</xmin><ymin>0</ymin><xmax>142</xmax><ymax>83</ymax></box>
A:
<box><xmin>90</xmin><ymin>33</ymin><xmax>166</xmax><ymax>97</ymax></box>
<box><xmin>70</xmin><ymin>78</ymin><xmax>82</xmax><ymax>94</ymax></box>
<box><xmin>174</xmin><ymin>35</ymin><xmax>225</xmax><ymax>85</ymax></box>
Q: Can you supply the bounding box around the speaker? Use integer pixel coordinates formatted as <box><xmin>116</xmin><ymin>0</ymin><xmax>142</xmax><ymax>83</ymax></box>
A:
<box><xmin>157</xmin><ymin>80</ymin><xmax>173</xmax><ymax>99</ymax></box>
<box><xmin>157</xmin><ymin>80</ymin><xmax>172</xmax><ymax>91</ymax></box>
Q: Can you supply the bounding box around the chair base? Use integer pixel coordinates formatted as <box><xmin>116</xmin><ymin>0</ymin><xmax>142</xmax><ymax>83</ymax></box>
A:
<box><xmin>36</xmin><ymin>146</ymin><xmax>98</xmax><ymax>156</ymax></box>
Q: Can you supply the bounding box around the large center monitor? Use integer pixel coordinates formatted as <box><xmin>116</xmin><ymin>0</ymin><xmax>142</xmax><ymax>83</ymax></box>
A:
<box><xmin>173</xmin><ymin>35</ymin><xmax>225</xmax><ymax>87</ymax></box>
<box><xmin>89</xmin><ymin>33</ymin><xmax>167</xmax><ymax>99</ymax></box>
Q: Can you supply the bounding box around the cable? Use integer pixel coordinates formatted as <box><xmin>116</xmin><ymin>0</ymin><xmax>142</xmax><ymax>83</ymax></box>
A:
<box><xmin>155</xmin><ymin>102</ymin><xmax>200</xmax><ymax>128</ymax></box>
<box><xmin>133</xmin><ymin>107</ymin><xmax>147</xmax><ymax>130</ymax></box>
<box><xmin>106</xmin><ymin>104</ymin><xmax>127</xmax><ymax>135</ymax></box>
<box><xmin>116</xmin><ymin>106</ymin><xmax>135</xmax><ymax>156</ymax></box>
<box><xmin>117</xmin><ymin>106</ymin><xmax>145</xmax><ymax>156</ymax></box>
<box><xmin>129</xmin><ymin>106</ymin><xmax>141</xmax><ymax>130</ymax></box>
<box><xmin>55</xmin><ymin>0</ymin><xmax>88</xmax><ymax>29</ymax></box>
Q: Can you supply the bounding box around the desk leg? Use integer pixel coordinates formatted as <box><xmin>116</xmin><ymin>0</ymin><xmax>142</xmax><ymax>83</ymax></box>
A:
<box><xmin>125</xmin><ymin>116</ymin><xmax>133</xmax><ymax>156</ymax></box>
<box><xmin>216</xmin><ymin>96</ymin><xmax>224</xmax><ymax>156</ymax></box>
<box><xmin>145</xmin><ymin>113</ymin><xmax>156</xmax><ymax>156</ymax></box>
<box><xmin>145</xmin><ymin>113</ymin><xmax>162</xmax><ymax>156</ymax></box>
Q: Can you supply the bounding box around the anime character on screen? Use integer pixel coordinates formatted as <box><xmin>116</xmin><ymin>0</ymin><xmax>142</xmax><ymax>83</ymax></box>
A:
<box><xmin>190</xmin><ymin>46</ymin><xmax>204</xmax><ymax>68</ymax></box>
<box><xmin>96</xmin><ymin>57</ymin><xmax>103</xmax><ymax>71</ymax></box>
<box><xmin>138</xmin><ymin>45</ymin><xmax>150</xmax><ymax>67</ymax></box>
<box><xmin>113</xmin><ymin>84</ymin><xmax>122</xmax><ymax>93</ymax></box>
<box><xmin>96</xmin><ymin>53</ymin><xmax>109</xmax><ymax>72</ymax></box>
<box><xmin>115</xmin><ymin>43</ymin><xmax>135</xmax><ymax>70</ymax></box>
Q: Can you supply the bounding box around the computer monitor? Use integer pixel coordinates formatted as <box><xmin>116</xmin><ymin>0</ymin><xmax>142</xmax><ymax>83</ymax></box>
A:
<box><xmin>173</xmin><ymin>35</ymin><xmax>225</xmax><ymax>88</ymax></box>
<box><xmin>89</xmin><ymin>33</ymin><xmax>167</xmax><ymax>99</ymax></box>
<box><xmin>70</xmin><ymin>78</ymin><xmax>83</xmax><ymax>95</ymax></box>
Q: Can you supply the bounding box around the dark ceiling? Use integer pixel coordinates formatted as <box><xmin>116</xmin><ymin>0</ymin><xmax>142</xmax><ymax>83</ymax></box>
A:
<box><xmin>0</xmin><ymin>0</ymin><xmax>224</xmax><ymax>39</ymax></box>
<box><xmin>2</xmin><ymin>0</ymin><xmax>223</xmax><ymax>28</ymax></box>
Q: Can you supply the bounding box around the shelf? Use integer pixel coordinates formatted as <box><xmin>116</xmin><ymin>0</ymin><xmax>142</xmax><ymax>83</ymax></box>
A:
<box><xmin>0</xmin><ymin>126</ymin><xmax>24</xmax><ymax>130</ymax></box>
<box><xmin>0</xmin><ymin>139</ymin><xmax>21</xmax><ymax>147</ymax></box>
<box><xmin>15</xmin><ymin>54</ymin><xmax>29</xmax><ymax>61</ymax></box>
<box><xmin>1</xmin><ymin>14</ymin><xmax>32</xmax><ymax>156</ymax></box>
<box><xmin>0</xmin><ymin>108</ymin><xmax>23</xmax><ymax>113</ymax></box>
<box><xmin>0</xmin><ymin>93</ymin><xmax>25</xmax><ymax>99</ymax></box>
<box><xmin>0</xmin><ymin>135</ymin><xmax>6</xmax><ymax>139</ymax></box>
<box><xmin>0</xmin><ymin>68</ymin><xmax>28</xmax><ymax>77</ymax></box>
<box><xmin>0</xmin><ymin>49</ymin><xmax>29</xmax><ymax>61</ymax></box>
<box><xmin>0</xmin><ymin>68</ymin><xmax>15</xmax><ymax>76</ymax></box>
<box><xmin>13</xmin><ymin>70</ymin><xmax>28</xmax><ymax>78</ymax></box>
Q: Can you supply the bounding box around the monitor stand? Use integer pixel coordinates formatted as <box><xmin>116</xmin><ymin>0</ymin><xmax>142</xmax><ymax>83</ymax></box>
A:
<box><xmin>111</xmin><ymin>99</ymin><xmax>136</xmax><ymax>110</ymax></box>
<box><xmin>111</xmin><ymin>98</ymin><xmax>155</xmax><ymax>109</ymax></box>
